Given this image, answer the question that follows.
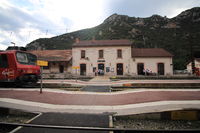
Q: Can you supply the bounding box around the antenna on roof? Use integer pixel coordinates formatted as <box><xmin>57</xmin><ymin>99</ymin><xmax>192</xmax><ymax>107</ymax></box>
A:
<box><xmin>11</xmin><ymin>42</ymin><xmax>15</xmax><ymax>47</ymax></box>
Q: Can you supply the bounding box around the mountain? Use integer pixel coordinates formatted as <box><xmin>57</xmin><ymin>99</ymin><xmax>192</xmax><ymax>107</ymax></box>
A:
<box><xmin>26</xmin><ymin>7</ymin><xmax>200</xmax><ymax>70</ymax></box>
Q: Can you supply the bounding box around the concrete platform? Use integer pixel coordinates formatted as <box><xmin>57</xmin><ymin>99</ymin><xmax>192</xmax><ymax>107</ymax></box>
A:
<box><xmin>41</xmin><ymin>79</ymin><xmax>200</xmax><ymax>88</ymax></box>
<box><xmin>0</xmin><ymin>89</ymin><xmax>200</xmax><ymax>116</ymax></box>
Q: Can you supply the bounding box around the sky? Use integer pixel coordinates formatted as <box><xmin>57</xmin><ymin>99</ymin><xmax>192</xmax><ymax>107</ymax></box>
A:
<box><xmin>0</xmin><ymin>0</ymin><xmax>200</xmax><ymax>50</ymax></box>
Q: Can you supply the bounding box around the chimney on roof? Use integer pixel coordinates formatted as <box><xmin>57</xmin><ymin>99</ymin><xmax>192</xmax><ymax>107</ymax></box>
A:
<box><xmin>75</xmin><ymin>38</ymin><xmax>80</xmax><ymax>43</ymax></box>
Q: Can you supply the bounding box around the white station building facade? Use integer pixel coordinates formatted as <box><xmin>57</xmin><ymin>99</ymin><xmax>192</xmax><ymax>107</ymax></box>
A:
<box><xmin>72</xmin><ymin>39</ymin><xmax>173</xmax><ymax>76</ymax></box>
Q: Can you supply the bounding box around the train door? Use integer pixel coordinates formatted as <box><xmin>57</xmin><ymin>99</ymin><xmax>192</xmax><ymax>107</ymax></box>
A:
<box><xmin>0</xmin><ymin>54</ymin><xmax>9</xmax><ymax>80</ymax></box>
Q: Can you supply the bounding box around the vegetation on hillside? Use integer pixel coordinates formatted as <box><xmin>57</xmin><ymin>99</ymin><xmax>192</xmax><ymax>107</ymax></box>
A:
<box><xmin>26</xmin><ymin>7</ymin><xmax>200</xmax><ymax>70</ymax></box>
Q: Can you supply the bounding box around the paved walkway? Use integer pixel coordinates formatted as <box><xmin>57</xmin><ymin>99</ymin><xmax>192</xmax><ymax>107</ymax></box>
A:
<box><xmin>80</xmin><ymin>76</ymin><xmax>111</xmax><ymax>92</ymax></box>
<box><xmin>0</xmin><ymin>89</ymin><xmax>200</xmax><ymax>115</ymax></box>
<box><xmin>88</xmin><ymin>76</ymin><xmax>111</xmax><ymax>83</ymax></box>
<box><xmin>42</xmin><ymin>79</ymin><xmax>200</xmax><ymax>86</ymax></box>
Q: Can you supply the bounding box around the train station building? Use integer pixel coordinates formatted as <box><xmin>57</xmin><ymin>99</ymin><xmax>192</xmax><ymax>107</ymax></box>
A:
<box><xmin>30</xmin><ymin>39</ymin><xmax>173</xmax><ymax>77</ymax></box>
<box><xmin>30</xmin><ymin>50</ymin><xmax>72</xmax><ymax>74</ymax></box>
<box><xmin>72</xmin><ymin>39</ymin><xmax>173</xmax><ymax>76</ymax></box>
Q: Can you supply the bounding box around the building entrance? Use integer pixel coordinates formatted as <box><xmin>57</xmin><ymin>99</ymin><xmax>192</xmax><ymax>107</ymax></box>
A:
<box><xmin>117</xmin><ymin>63</ymin><xmax>123</xmax><ymax>75</ymax></box>
<box><xmin>80</xmin><ymin>64</ymin><xmax>86</xmax><ymax>75</ymax></box>
<box><xmin>158</xmin><ymin>63</ymin><xmax>164</xmax><ymax>75</ymax></box>
<box><xmin>137</xmin><ymin>63</ymin><xmax>144</xmax><ymax>75</ymax></box>
<box><xmin>59</xmin><ymin>65</ymin><xmax>64</xmax><ymax>73</ymax></box>
<box><xmin>98</xmin><ymin>64</ymin><xmax>104</xmax><ymax>75</ymax></box>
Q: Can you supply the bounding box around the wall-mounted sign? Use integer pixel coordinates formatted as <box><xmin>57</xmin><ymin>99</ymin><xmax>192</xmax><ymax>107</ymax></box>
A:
<box><xmin>37</xmin><ymin>60</ymin><xmax>48</xmax><ymax>66</ymax></box>
<box><xmin>72</xmin><ymin>66</ymin><xmax>80</xmax><ymax>69</ymax></box>
<box><xmin>106</xmin><ymin>67</ymin><xmax>110</xmax><ymax>72</ymax></box>
<box><xmin>97</xmin><ymin>60</ymin><xmax>105</xmax><ymax>62</ymax></box>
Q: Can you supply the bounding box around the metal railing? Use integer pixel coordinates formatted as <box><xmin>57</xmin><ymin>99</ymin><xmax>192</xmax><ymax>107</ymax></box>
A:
<box><xmin>1</xmin><ymin>122</ymin><xmax>200</xmax><ymax>133</ymax></box>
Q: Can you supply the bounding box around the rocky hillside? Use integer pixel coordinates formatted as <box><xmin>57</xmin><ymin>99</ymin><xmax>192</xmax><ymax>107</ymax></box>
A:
<box><xmin>26</xmin><ymin>7</ymin><xmax>200</xmax><ymax>70</ymax></box>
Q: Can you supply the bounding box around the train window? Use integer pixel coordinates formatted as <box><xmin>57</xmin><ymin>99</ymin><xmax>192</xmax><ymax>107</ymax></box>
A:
<box><xmin>28</xmin><ymin>53</ymin><xmax>37</xmax><ymax>65</ymax></box>
<box><xmin>0</xmin><ymin>54</ymin><xmax>9</xmax><ymax>68</ymax></box>
<box><xmin>16</xmin><ymin>52</ymin><xmax>29</xmax><ymax>64</ymax></box>
<box><xmin>16</xmin><ymin>52</ymin><xmax>37</xmax><ymax>65</ymax></box>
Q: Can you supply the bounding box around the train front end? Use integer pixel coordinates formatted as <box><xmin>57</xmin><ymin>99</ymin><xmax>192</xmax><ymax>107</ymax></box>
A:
<box><xmin>0</xmin><ymin>49</ymin><xmax>40</xmax><ymax>84</ymax></box>
<box><xmin>15</xmin><ymin>51</ymin><xmax>40</xmax><ymax>83</ymax></box>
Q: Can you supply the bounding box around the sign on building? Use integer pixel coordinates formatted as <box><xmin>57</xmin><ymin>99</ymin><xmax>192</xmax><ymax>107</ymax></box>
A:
<box><xmin>37</xmin><ymin>60</ymin><xmax>48</xmax><ymax>66</ymax></box>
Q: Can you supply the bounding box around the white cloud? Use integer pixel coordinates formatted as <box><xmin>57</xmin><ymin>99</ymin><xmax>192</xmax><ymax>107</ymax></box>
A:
<box><xmin>0</xmin><ymin>0</ymin><xmax>108</xmax><ymax>48</ymax></box>
<box><xmin>0</xmin><ymin>0</ymin><xmax>199</xmax><ymax>49</ymax></box>
<box><xmin>0</xmin><ymin>44</ymin><xmax>7</xmax><ymax>50</ymax></box>
<box><xmin>32</xmin><ymin>0</ymin><xmax>107</xmax><ymax>31</ymax></box>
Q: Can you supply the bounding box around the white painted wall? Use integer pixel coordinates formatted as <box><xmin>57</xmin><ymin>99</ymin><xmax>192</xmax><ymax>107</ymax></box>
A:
<box><xmin>72</xmin><ymin>46</ymin><xmax>132</xmax><ymax>76</ymax></box>
<box><xmin>187</xmin><ymin>60</ymin><xmax>200</xmax><ymax>73</ymax></box>
<box><xmin>43</xmin><ymin>62</ymin><xmax>72</xmax><ymax>74</ymax></box>
<box><xmin>131</xmin><ymin>57</ymin><xmax>173</xmax><ymax>75</ymax></box>
<box><xmin>72</xmin><ymin>46</ymin><xmax>173</xmax><ymax>76</ymax></box>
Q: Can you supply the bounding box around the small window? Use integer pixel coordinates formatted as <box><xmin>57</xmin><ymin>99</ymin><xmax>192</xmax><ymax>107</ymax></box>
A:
<box><xmin>99</xmin><ymin>50</ymin><xmax>103</xmax><ymax>58</ymax></box>
<box><xmin>81</xmin><ymin>50</ymin><xmax>85</xmax><ymax>58</ymax></box>
<box><xmin>0</xmin><ymin>54</ymin><xmax>8</xmax><ymax>68</ymax></box>
<box><xmin>117</xmin><ymin>49</ymin><xmax>122</xmax><ymax>58</ymax></box>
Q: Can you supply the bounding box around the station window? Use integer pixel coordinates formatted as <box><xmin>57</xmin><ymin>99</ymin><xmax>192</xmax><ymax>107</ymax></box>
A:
<box><xmin>81</xmin><ymin>50</ymin><xmax>85</xmax><ymax>58</ymax></box>
<box><xmin>99</xmin><ymin>50</ymin><xmax>104</xmax><ymax>58</ymax></box>
<box><xmin>117</xmin><ymin>49</ymin><xmax>122</xmax><ymax>58</ymax></box>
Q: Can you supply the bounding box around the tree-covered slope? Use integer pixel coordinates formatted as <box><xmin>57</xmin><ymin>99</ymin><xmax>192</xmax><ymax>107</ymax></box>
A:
<box><xmin>26</xmin><ymin>7</ymin><xmax>200</xmax><ymax>70</ymax></box>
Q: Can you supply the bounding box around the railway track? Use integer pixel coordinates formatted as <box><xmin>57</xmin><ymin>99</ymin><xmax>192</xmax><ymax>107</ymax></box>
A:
<box><xmin>0</xmin><ymin>82</ymin><xmax>39</xmax><ymax>88</ymax></box>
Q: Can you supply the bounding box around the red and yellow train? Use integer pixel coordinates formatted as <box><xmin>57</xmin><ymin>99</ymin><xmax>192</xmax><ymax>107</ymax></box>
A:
<box><xmin>0</xmin><ymin>47</ymin><xmax>40</xmax><ymax>84</ymax></box>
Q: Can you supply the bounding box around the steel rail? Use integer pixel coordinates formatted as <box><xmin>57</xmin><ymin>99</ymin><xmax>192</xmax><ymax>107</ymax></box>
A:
<box><xmin>1</xmin><ymin>122</ymin><xmax>200</xmax><ymax>132</ymax></box>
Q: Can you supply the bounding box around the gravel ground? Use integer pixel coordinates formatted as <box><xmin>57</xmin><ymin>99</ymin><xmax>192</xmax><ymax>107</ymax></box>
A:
<box><xmin>0</xmin><ymin>113</ymin><xmax>36</xmax><ymax>133</ymax></box>
<box><xmin>0</xmin><ymin>113</ymin><xmax>35</xmax><ymax>123</ymax></box>
<box><xmin>114</xmin><ymin>119</ymin><xmax>200</xmax><ymax>129</ymax></box>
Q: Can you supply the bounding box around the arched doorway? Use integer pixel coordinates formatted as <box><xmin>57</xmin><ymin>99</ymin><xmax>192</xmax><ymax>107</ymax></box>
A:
<box><xmin>80</xmin><ymin>64</ymin><xmax>86</xmax><ymax>75</ymax></box>
<box><xmin>117</xmin><ymin>63</ymin><xmax>123</xmax><ymax>75</ymax></box>
<box><xmin>158</xmin><ymin>63</ymin><xmax>165</xmax><ymax>75</ymax></box>
<box><xmin>98</xmin><ymin>63</ymin><xmax>104</xmax><ymax>75</ymax></box>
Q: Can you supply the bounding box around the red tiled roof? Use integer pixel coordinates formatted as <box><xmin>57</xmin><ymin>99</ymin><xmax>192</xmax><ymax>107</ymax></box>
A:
<box><xmin>29</xmin><ymin>50</ymin><xmax>72</xmax><ymax>62</ymax></box>
<box><xmin>132</xmin><ymin>48</ymin><xmax>173</xmax><ymax>57</ymax></box>
<box><xmin>73</xmin><ymin>39</ymin><xmax>132</xmax><ymax>47</ymax></box>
